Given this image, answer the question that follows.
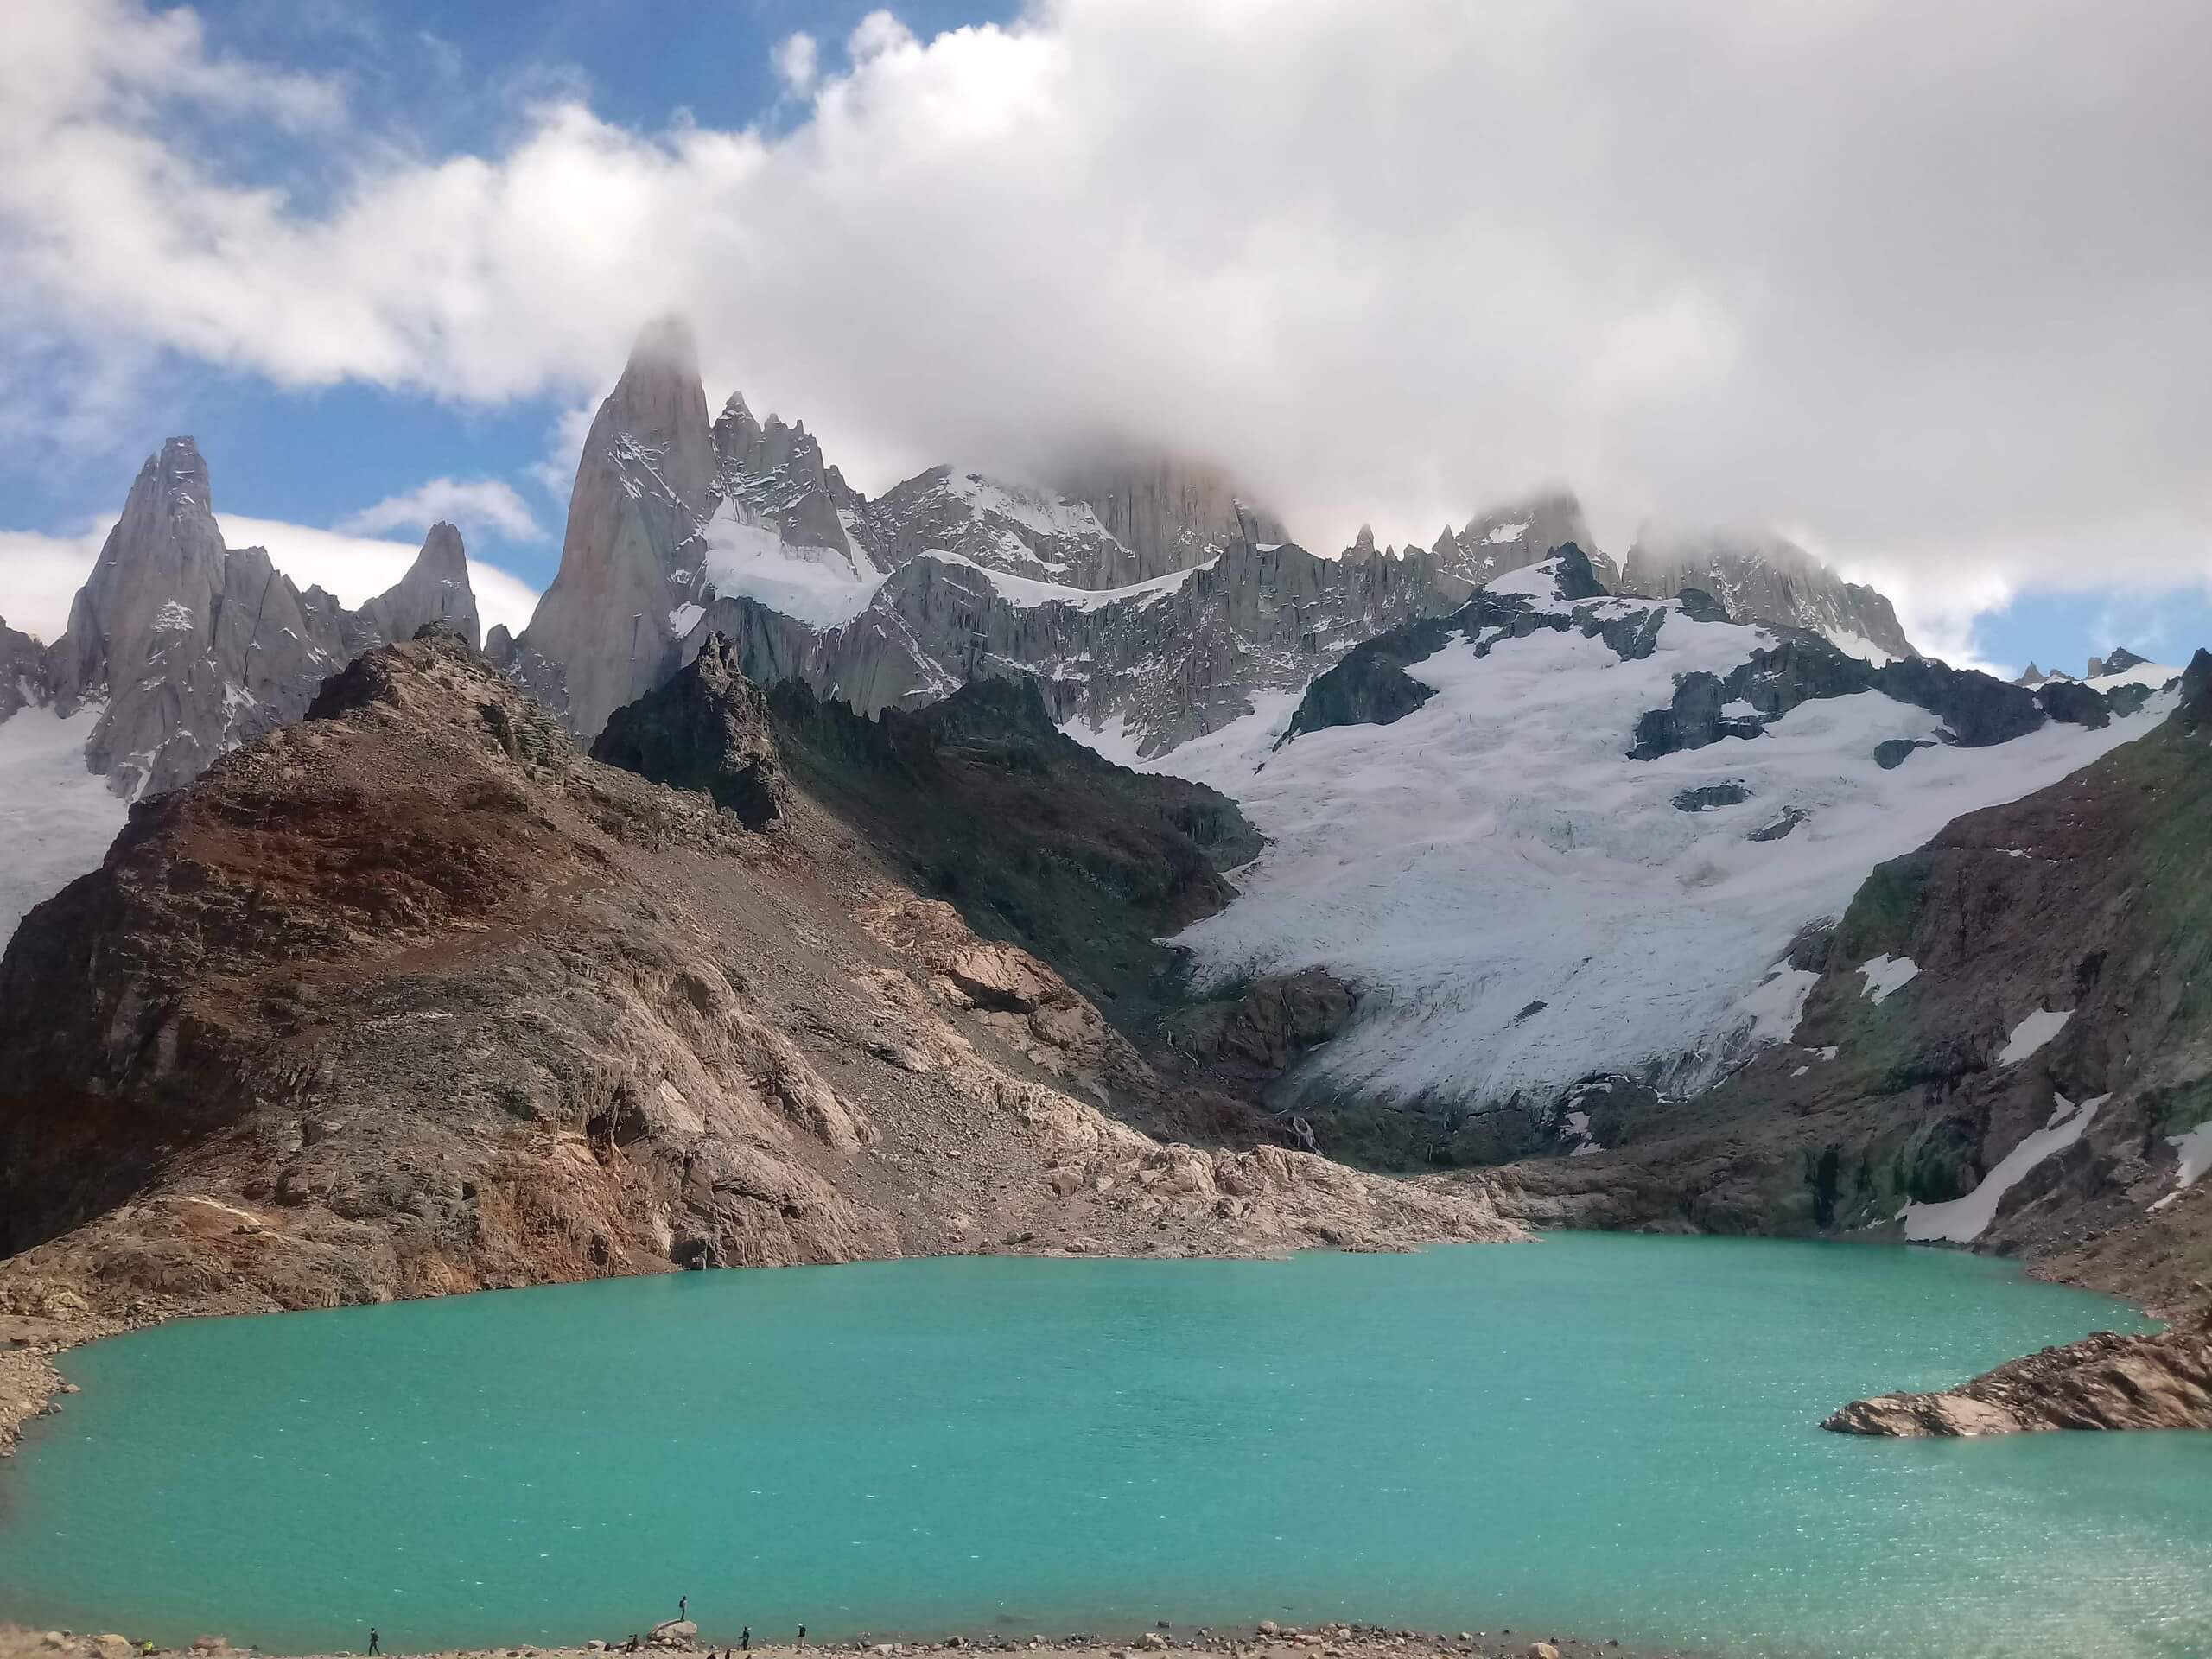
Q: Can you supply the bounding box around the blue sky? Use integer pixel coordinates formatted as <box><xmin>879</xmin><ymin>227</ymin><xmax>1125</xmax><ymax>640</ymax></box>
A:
<box><xmin>2</xmin><ymin>0</ymin><xmax>1013</xmax><ymax>617</ymax></box>
<box><xmin>2</xmin><ymin>1</ymin><xmax>2206</xmax><ymax>676</ymax></box>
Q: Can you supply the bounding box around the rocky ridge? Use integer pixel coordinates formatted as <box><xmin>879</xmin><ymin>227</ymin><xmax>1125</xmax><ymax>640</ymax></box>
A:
<box><xmin>493</xmin><ymin>321</ymin><xmax>1322</xmax><ymax>750</ymax></box>
<box><xmin>1620</xmin><ymin>532</ymin><xmax>1915</xmax><ymax>663</ymax></box>
<box><xmin>1429</xmin><ymin>489</ymin><xmax>1616</xmax><ymax>600</ymax></box>
<box><xmin>0</xmin><ymin>632</ymin><xmax>1517</xmax><ymax>1364</ymax></box>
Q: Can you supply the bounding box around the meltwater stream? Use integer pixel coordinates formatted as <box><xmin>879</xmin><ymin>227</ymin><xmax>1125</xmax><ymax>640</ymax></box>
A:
<box><xmin>3</xmin><ymin>1236</ymin><xmax>2209</xmax><ymax>1659</ymax></box>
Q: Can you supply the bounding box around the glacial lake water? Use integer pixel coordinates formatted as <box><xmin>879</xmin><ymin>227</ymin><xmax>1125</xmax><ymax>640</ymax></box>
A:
<box><xmin>3</xmin><ymin>1236</ymin><xmax>2209</xmax><ymax>1659</ymax></box>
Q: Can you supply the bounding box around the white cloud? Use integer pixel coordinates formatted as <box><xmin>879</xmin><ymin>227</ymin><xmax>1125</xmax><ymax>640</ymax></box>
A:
<box><xmin>0</xmin><ymin>518</ymin><xmax>540</xmax><ymax>641</ymax></box>
<box><xmin>771</xmin><ymin>32</ymin><xmax>819</xmax><ymax>97</ymax></box>
<box><xmin>531</xmin><ymin>399</ymin><xmax>599</xmax><ymax>505</ymax></box>
<box><xmin>335</xmin><ymin>476</ymin><xmax>546</xmax><ymax>543</ymax></box>
<box><xmin>0</xmin><ymin>527</ymin><xmax>105</xmax><ymax>642</ymax></box>
<box><xmin>3</xmin><ymin>0</ymin><xmax>2210</xmax><ymax>628</ymax></box>
<box><xmin>846</xmin><ymin>11</ymin><xmax>916</xmax><ymax>65</ymax></box>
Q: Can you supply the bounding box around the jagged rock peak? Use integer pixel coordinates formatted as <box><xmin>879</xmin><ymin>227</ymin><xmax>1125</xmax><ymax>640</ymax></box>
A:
<box><xmin>2018</xmin><ymin>660</ymin><xmax>2049</xmax><ymax>686</ymax></box>
<box><xmin>1620</xmin><ymin>530</ymin><xmax>1916</xmax><ymax>663</ymax></box>
<box><xmin>516</xmin><ymin>315</ymin><xmax>718</xmax><ymax>741</ymax></box>
<box><xmin>2177</xmin><ymin>647</ymin><xmax>2212</xmax><ymax>728</ymax></box>
<box><xmin>1054</xmin><ymin>453</ymin><xmax>1291</xmax><ymax>583</ymax></box>
<box><xmin>49</xmin><ymin>435</ymin><xmax>230</xmax><ymax>717</ymax></box>
<box><xmin>1349</xmin><ymin>524</ymin><xmax>1378</xmax><ymax>560</ymax></box>
<box><xmin>1433</xmin><ymin>487</ymin><xmax>1610</xmax><ymax>596</ymax></box>
<box><xmin>590</xmin><ymin>631</ymin><xmax>787</xmax><ymax>830</ymax></box>
<box><xmin>346</xmin><ymin>521</ymin><xmax>482</xmax><ymax>652</ymax></box>
<box><xmin>22</xmin><ymin>440</ymin><xmax>491</xmax><ymax>801</ymax></box>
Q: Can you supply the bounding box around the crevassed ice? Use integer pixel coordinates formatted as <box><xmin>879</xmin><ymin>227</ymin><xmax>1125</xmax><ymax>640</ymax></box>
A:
<box><xmin>1116</xmin><ymin>583</ymin><xmax>2168</xmax><ymax>1112</ymax></box>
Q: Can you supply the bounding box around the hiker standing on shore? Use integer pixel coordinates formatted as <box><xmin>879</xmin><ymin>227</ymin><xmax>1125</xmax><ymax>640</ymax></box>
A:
<box><xmin>740</xmin><ymin>1630</ymin><xmax>750</xmax><ymax>1652</ymax></box>
<box><xmin>797</xmin><ymin>1628</ymin><xmax>806</xmax><ymax>1647</ymax></box>
<box><xmin>367</xmin><ymin>1629</ymin><xmax>380</xmax><ymax>1656</ymax></box>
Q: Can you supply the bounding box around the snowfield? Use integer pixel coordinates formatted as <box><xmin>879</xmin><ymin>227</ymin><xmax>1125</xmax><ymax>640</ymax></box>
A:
<box><xmin>1104</xmin><ymin>570</ymin><xmax>2172</xmax><ymax>1112</ymax></box>
<box><xmin>696</xmin><ymin>499</ymin><xmax>888</xmax><ymax>626</ymax></box>
<box><xmin>0</xmin><ymin>702</ymin><xmax>127</xmax><ymax>950</ymax></box>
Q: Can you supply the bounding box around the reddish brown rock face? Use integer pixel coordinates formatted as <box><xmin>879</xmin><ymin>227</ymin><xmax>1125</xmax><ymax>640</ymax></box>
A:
<box><xmin>0</xmin><ymin>632</ymin><xmax>1517</xmax><ymax>1333</ymax></box>
<box><xmin>1825</xmin><ymin>1311</ymin><xmax>2212</xmax><ymax>1436</ymax></box>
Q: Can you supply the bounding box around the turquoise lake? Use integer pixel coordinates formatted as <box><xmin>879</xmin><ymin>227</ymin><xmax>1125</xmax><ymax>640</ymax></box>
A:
<box><xmin>3</xmin><ymin>1235</ymin><xmax>2210</xmax><ymax>1659</ymax></box>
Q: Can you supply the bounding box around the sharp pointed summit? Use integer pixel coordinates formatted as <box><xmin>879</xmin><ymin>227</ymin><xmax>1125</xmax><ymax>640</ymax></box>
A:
<box><xmin>510</xmin><ymin>317</ymin><xmax>718</xmax><ymax>740</ymax></box>
<box><xmin>3</xmin><ymin>439</ymin><xmax>486</xmax><ymax>805</ymax></box>
<box><xmin>346</xmin><ymin>522</ymin><xmax>482</xmax><ymax>652</ymax></box>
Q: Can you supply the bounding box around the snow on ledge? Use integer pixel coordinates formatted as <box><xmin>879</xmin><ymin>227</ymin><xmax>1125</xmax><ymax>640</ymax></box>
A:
<box><xmin>2148</xmin><ymin>1119</ymin><xmax>2212</xmax><ymax>1212</ymax></box>
<box><xmin>1903</xmin><ymin>1093</ymin><xmax>2108</xmax><ymax>1243</ymax></box>
<box><xmin>1856</xmin><ymin>954</ymin><xmax>1919</xmax><ymax>1005</ymax></box>
<box><xmin>1997</xmin><ymin>1007</ymin><xmax>2071</xmax><ymax>1066</ymax></box>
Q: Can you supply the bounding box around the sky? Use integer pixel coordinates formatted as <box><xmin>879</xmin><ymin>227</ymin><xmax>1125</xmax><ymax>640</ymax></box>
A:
<box><xmin>1</xmin><ymin>0</ymin><xmax>2208</xmax><ymax>677</ymax></box>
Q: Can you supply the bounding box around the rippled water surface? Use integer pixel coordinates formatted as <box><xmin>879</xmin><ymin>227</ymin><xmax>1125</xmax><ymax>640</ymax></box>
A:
<box><xmin>3</xmin><ymin>1236</ymin><xmax>2209</xmax><ymax>1659</ymax></box>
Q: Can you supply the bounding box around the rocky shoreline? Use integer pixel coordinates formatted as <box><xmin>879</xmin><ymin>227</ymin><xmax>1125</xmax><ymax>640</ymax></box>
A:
<box><xmin>1822</xmin><ymin>1301</ymin><xmax>2212</xmax><ymax>1435</ymax></box>
<box><xmin>2</xmin><ymin>1622</ymin><xmax>1713</xmax><ymax>1659</ymax></box>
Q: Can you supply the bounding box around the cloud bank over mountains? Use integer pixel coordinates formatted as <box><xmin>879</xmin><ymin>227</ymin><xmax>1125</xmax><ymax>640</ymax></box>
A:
<box><xmin>2</xmin><ymin>0</ymin><xmax>2207</xmax><ymax>643</ymax></box>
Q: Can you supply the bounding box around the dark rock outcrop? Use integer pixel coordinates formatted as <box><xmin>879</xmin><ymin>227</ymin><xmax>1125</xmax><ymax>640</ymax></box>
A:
<box><xmin>592</xmin><ymin>632</ymin><xmax>786</xmax><ymax>830</ymax></box>
<box><xmin>1628</xmin><ymin>635</ymin><xmax>2126</xmax><ymax>760</ymax></box>
<box><xmin>0</xmin><ymin>617</ymin><xmax>49</xmax><ymax>721</ymax></box>
<box><xmin>1168</xmin><ymin>970</ymin><xmax>1359</xmax><ymax>1080</ymax></box>
<box><xmin>1672</xmin><ymin>781</ymin><xmax>1751</xmax><ymax>812</ymax></box>
<box><xmin>768</xmin><ymin>673</ymin><xmax>1261</xmax><ymax>1036</ymax></box>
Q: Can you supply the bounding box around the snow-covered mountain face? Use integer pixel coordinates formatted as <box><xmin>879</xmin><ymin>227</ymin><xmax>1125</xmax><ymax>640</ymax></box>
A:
<box><xmin>1133</xmin><ymin>551</ymin><xmax>2168</xmax><ymax>1162</ymax></box>
<box><xmin>0</xmin><ymin>437</ymin><xmax>480</xmax><ymax>946</ymax></box>
<box><xmin>505</xmin><ymin>320</ymin><xmax>1370</xmax><ymax>752</ymax></box>
<box><xmin>695</xmin><ymin>535</ymin><xmax>1456</xmax><ymax>761</ymax></box>
<box><xmin>1621</xmin><ymin>532</ymin><xmax>1916</xmax><ymax>664</ymax></box>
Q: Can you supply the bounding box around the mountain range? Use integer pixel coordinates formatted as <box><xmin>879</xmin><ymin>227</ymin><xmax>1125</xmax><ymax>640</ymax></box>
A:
<box><xmin>2</xmin><ymin>315</ymin><xmax>2205</xmax><ymax>1431</ymax></box>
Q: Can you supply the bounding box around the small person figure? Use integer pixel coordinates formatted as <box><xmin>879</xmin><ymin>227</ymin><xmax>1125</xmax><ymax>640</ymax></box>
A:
<box><xmin>368</xmin><ymin>1630</ymin><xmax>381</xmax><ymax>1656</ymax></box>
<box><xmin>741</xmin><ymin>1629</ymin><xmax>751</xmax><ymax>1652</ymax></box>
<box><xmin>797</xmin><ymin>1630</ymin><xmax>806</xmax><ymax>1648</ymax></box>
<box><xmin>680</xmin><ymin>1599</ymin><xmax>689</xmax><ymax>1623</ymax></box>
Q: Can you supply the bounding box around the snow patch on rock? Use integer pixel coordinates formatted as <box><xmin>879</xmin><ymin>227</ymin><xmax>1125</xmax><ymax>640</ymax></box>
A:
<box><xmin>1997</xmin><ymin>1007</ymin><xmax>2072</xmax><ymax>1066</ymax></box>
<box><xmin>1902</xmin><ymin>1094</ymin><xmax>2108</xmax><ymax>1243</ymax></box>
<box><xmin>1857</xmin><ymin>955</ymin><xmax>1920</xmax><ymax>1005</ymax></box>
<box><xmin>2149</xmin><ymin>1119</ymin><xmax>2212</xmax><ymax>1212</ymax></box>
